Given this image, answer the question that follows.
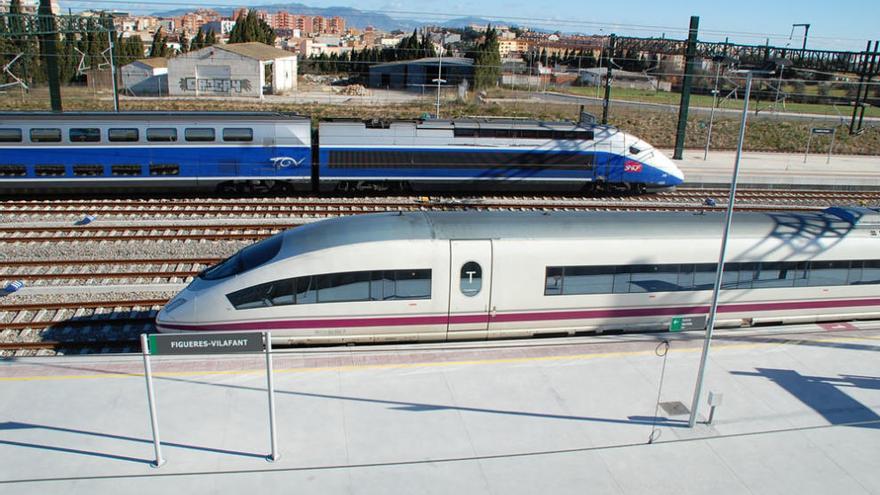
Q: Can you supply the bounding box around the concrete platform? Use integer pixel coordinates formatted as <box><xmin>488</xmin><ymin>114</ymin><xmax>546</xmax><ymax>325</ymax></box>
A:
<box><xmin>1</xmin><ymin>323</ymin><xmax>879</xmax><ymax>494</ymax></box>
<box><xmin>670</xmin><ymin>149</ymin><xmax>880</xmax><ymax>190</ymax></box>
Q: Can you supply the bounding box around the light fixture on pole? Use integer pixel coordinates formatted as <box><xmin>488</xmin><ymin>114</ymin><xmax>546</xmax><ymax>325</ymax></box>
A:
<box><xmin>792</xmin><ymin>23</ymin><xmax>811</xmax><ymax>50</ymax></box>
<box><xmin>688</xmin><ymin>62</ymin><xmax>781</xmax><ymax>428</ymax></box>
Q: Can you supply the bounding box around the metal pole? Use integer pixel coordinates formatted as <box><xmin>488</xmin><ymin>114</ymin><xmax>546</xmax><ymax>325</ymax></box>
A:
<box><xmin>38</xmin><ymin>0</ymin><xmax>62</xmax><ymax>112</ymax></box>
<box><xmin>108</xmin><ymin>29</ymin><xmax>120</xmax><ymax>112</ymax></box>
<box><xmin>804</xmin><ymin>131</ymin><xmax>813</xmax><ymax>163</ymax></box>
<box><xmin>265</xmin><ymin>332</ymin><xmax>279</xmax><ymax>462</ymax></box>
<box><xmin>688</xmin><ymin>71</ymin><xmax>753</xmax><ymax>428</ymax></box>
<box><xmin>827</xmin><ymin>129</ymin><xmax>836</xmax><ymax>164</ymax></box>
<box><xmin>140</xmin><ymin>333</ymin><xmax>166</xmax><ymax>467</ymax></box>
<box><xmin>602</xmin><ymin>35</ymin><xmax>615</xmax><ymax>124</ymax></box>
<box><xmin>435</xmin><ymin>42</ymin><xmax>442</xmax><ymax>119</ymax></box>
<box><xmin>673</xmin><ymin>16</ymin><xmax>700</xmax><ymax>160</ymax></box>
<box><xmin>704</xmin><ymin>63</ymin><xmax>722</xmax><ymax>160</ymax></box>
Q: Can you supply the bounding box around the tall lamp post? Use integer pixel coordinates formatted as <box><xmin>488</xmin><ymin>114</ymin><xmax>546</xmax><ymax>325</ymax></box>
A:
<box><xmin>688</xmin><ymin>65</ymin><xmax>779</xmax><ymax>428</ymax></box>
<box><xmin>433</xmin><ymin>39</ymin><xmax>444</xmax><ymax>118</ymax></box>
<box><xmin>704</xmin><ymin>54</ymin><xmax>736</xmax><ymax>160</ymax></box>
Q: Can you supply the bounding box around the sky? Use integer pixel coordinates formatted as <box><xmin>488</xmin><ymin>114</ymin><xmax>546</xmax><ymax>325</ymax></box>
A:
<box><xmin>58</xmin><ymin>0</ymin><xmax>880</xmax><ymax>51</ymax></box>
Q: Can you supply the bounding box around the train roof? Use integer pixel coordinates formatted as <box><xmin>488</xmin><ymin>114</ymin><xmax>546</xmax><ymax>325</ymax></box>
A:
<box><xmin>320</xmin><ymin>117</ymin><xmax>614</xmax><ymax>131</ymax></box>
<box><xmin>275</xmin><ymin>208</ymin><xmax>878</xmax><ymax>259</ymax></box>
<box><xmin>0</xmin><ymin>111</ymin><xmax>309</xmax><ymax>122</ymax></box>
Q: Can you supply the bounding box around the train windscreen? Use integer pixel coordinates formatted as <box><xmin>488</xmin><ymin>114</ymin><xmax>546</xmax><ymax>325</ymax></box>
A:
<box><xmin>200</xmin><ymin>235</ymin><xmax>283</xmax><ymax>280</ymax></box>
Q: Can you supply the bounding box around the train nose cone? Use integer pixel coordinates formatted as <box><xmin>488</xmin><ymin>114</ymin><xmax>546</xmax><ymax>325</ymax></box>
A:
<box><xmin>156</xmin><ymin>292</ymin><xmax>196</xmax><ymax>332</ymax></box>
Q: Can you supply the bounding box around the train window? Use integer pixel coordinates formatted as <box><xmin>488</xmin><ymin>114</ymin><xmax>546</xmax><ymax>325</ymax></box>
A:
<box><xmin>185</xmin><ymin>128</ymin><xmax>215</xmax><ymax>142</ymax></box>
<box><xmin>453</xmin><ymin>128</ymin><xmax>478</xmax><ymax>138</ymax></box>
<box><xmin>146</xmin><ymin>128</ymin><xmax>177</xmax><ymax>142</ymax></box>
<box><xmin>70</xmin><ymin>128</ymin><xmax>101</xmax><ymax>142</ymax></box>
<box><xmin>752</xmin><ymin>262</ymin><xmax>797</xmax><ymax>288</ymax></box>
<box><xmin>567</xmin><ymin>266</ymin><xmax>614</xmax><ymax>295</ymax></box>
<box><xmin>149</xmin><ymin>164</ymin><xmax>179</xmax><ymax>176</ymax></box>
<box><xmin>0</xmin><ymin>128</ymin><xmax>22</xmax><ymax>142</ymax></box>
<box><xmin>108</xmin><ymin>128</ymin><xmax>139</xmax><ymax>142</ymax></box>
<box><xmin>0</xmin><ymin>165</ymin><xmax>26</xmax><ymax>176</ymax></box>
<box><xmin>30</xmin><ymin>128</ymin><xmax>61</xmax><ymax>143</ymax></box>
<box><xmin>544</xmin><ymin>267</ymin><xmax>563</xmax><ymax>295</ymax></box>
<box><xmin>807</xmin><ymin>260</ymin><xmax>850</xmax><ymax>287</ymax></box>
<box><xmin>460</xmin><ymin>262</ymin><xmax>482</xmax><ymax>297</ymax></box>
<box><xmin>317</xmin><ymin>271</ymin><xmax>371</xmax><ymax>303</ymax></box>
<box><xmin>223</xmin><ymin>128</ymin><xmax>253</xmax><ymax>142</ymax></box>
<box><xmin>692</xmin><ymin>264</ymin><xmax>717</xmax><ymax>290</ymax></box>
<box><xmin>629</xmin><ymin>265</ymin><xmax>680</xmax><ymax>293</ymax></box>
<box><xmin>369</xmin><ymin>269</ymin><xmax>431</xmax><ymax>301</ymax></box>
<box><xmin>390</xmin><ymin>269</ymin><xmax>431</xmax><ymax>299</ymax></box>
<box><xmin>546</xmin><ymin>259</ymin><xmax>880</xmax><ymax>296</ymax></box>
<box><xmin>35</xmin><ymin>164</ymin><xmax>65</xmax><ymax>176</ymax></box>
<box><xmin>201</xmin><ymin>235</ymin><xmax>283</xmax><ymax>281</ymax></box>
<box><xmin>227</xmin><ymin>281</ymin><xmax>274</xmax><ymax>310</ymax></box>
<box><xmin>295</xmin><ymin>276</ymin><xmax>317</xmax><ymax>304</ymax></box>
<box><xmin>266</xmin><ymin>278</ymin><xmax>295</xmax><ymax>306</ymax></box>
<box><xmin>73</xmin><ymin>165</ymin><xmax>104</xmax><ymax>177</ymax></box>
<box><xmin>112</xmin><ymin>164</ymin><xmax>143</xmax><ymax>176</ymax></box>
<box><xmin>851</xmin><ymin>260</ymin><xmax>880</xmax><ymax>285</ymax></box>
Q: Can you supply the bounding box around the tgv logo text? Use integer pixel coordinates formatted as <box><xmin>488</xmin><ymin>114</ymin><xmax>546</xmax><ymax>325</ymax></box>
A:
<box><xmin>269</xmin><ymin>157</ymin><xmax>306</xmax><ymax>168</ymax></box>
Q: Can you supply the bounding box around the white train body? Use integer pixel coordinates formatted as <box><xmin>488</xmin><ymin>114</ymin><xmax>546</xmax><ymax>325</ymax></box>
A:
<box><xmin>156</xmin><ymin>208</ymin><xmax>880</xmax><ymax>344</ymax></box>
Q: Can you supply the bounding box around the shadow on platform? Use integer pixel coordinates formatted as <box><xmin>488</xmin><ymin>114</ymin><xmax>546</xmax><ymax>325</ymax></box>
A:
<box><xmin>158</xmin><ymin>375</ymin><xmax>690</xmax><ymax>429</ymax></box>
<box><xmin>730</xmin><ymin>368</ymin><xmax>880</xmax><ymax>429</ymax></box>
<box><xmin>0</xmin><ymin>421</ymin><xmax>266</xmax><ymax>464</ymax></box>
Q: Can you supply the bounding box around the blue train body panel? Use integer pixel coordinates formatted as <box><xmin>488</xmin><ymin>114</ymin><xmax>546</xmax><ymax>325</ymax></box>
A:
<box><xmin>0</xmin><ymin>146</ymin><xmax>312</xmax><ymax>180</ymax></box>
<box><xmin>318</xmin><ymin>147</ymin><xmax>675</xmax><ymax>186</ymax></box>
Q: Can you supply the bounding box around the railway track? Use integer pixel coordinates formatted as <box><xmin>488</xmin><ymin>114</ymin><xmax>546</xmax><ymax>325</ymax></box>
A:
<box><xmin>0</xmin><ymin>201</ymin><xmax>860</xmax><ymax>244</ymax></box>
<box><xmin>0</xmin><ymin>298</ymin><xmax>164</xmax><ymax>357</ymax></box>
<box><xmin>0</xmin><ymin>189</ymin><xmax>876</xmax><ymax>219</ymax></box>
<box><xmin>0</xmin><ymin>258</ymin><xmax>218</xmax><ymax>285</ymax></box>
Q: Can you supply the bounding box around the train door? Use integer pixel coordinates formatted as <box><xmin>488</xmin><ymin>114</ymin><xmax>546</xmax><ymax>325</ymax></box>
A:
<box><xmin>447</xmin><ymin>240</ymin><xmax>493</xmax><ymax>340</ymax></box>
<box><xmin>242</xmin><ymin>124</ymin><xmax>278</xmax><ymax>178</ymax></box>
<box><xmin>593</xmin><ymin>140</ymin><xmax>614</xmax><ymax>183</ymax></box>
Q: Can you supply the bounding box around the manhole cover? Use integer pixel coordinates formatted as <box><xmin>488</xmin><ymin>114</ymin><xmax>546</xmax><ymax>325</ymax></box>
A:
<box><xmin>659</xmin><ymin>401</ymin><xmax>690</xmax><ymax>416</ymax></box>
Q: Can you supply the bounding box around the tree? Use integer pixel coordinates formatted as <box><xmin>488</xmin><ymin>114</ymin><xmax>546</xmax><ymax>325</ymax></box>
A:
<box><xmin>149</xmin><ymin>27</ymin><xmax>170</xmax><ymax>58</ymax></box>
<box><xmin>191</xmin><ymin>27</ymin><xmax>205</xmax><ymax>51</ymax></box>
<box><xmin>229</xmin><ymin>9</ymin><xmax>276</xmax><ymax>45</ymax></box>
<box><xmin>473</xmin><ymin>24</ymin><xmax>501</xmax><ymax>90</ymax></box>
<box><xmin>178</xmin><ymin>34</ymin><xmax>189</xmax><ymax>54</ymax></box>
<box><xmin>420</xmin><ymin>32</ymin><xmax>436</xmax><ymax>58</ymax></box>
<box><xmin>205</xmin><ymin>28</ymin><xmax>217</xmax><ymax>46</ymax></box>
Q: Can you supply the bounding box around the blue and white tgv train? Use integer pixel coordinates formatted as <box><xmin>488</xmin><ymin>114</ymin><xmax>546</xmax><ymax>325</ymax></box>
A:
<box><xmin>318</xmin><ymin>118</ymin><xmax>684</xmax><ymax>193</ymax></box>
<box><xmin>0</xmin><ymin>112</ymin><xmax>313</xmax><ymax>194</ymax></box>
<box><xmin>0</xmin><ymin>112</ymin><xmax>683</xmax><ymax>194</ymax></box>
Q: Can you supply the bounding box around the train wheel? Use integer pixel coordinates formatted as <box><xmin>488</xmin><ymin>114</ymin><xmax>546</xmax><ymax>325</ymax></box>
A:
<box><xmin>580</xmin><ymin>182</ymin><xmax>596</xmax><ymax>194</ymax></box>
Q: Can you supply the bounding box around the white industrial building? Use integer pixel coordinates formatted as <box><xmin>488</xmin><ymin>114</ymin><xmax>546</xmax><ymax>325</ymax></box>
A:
<box><xmin>167</xmin><ymin>42</ymin><xmax>297</xmax><ymax>98</ymax></box>
<box><xmin>121</xmin><ymin>57</ymin><xmax>168</xmax><ymax>96</ymax></box>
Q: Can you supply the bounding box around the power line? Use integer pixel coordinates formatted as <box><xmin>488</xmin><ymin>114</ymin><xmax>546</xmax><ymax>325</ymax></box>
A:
<box><xmin>54</xmin><ymin>0</ymin><xmax>877</xmax><ymax>47</ymax></box>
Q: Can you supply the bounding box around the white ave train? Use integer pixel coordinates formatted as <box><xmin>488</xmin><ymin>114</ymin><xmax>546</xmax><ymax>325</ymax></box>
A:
<box><xmin>156</xmin><ymin>208</ymin><xmax>880</xmax><ymax>344</ymax></box>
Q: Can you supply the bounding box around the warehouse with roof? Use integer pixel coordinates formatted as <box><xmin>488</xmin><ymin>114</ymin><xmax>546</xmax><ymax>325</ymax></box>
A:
<box><xmin>368</xmin><ymin>56</ymin><xmax>474</xmax><ymax>90</ymax></box>
<box><xmin>121</xmin><ymin>57</ymin><xmax>169</xmax><ymax>96</ymax></box>
<box><xmin>167</xmin><ymin>42</ymin><xmax>297</xmax><ymax>98</ymax></box>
